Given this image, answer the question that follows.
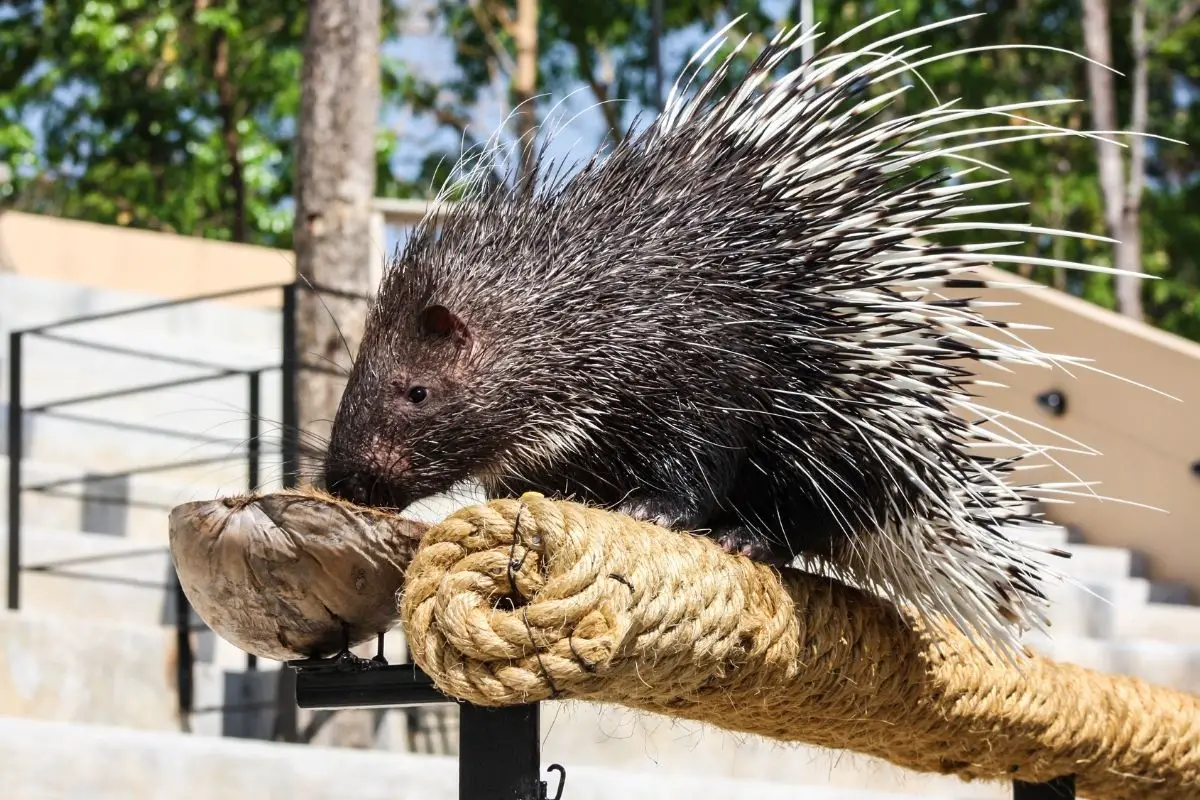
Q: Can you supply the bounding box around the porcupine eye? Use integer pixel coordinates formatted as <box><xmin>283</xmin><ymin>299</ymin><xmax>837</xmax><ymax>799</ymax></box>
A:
<box><xmin>406</xmin><ymin>386</ymin><xmax>429</xmax><ymax>405</ymax></box>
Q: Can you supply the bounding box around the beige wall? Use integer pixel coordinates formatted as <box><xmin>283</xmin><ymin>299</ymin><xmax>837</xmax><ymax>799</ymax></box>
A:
<box><xmin>0</xmin><ymin>210</ymin><xmax>292</xmax><ymax>307</ymax></box>
<box><xmin>949</xmin><ymin>267</ymin><xmax>1200</xmax><ymax>594</ymax></box>
<box><xmin>4</xmin><ymin>210</ymin><xmax>1199</xmax><ymax>593</ymax></box>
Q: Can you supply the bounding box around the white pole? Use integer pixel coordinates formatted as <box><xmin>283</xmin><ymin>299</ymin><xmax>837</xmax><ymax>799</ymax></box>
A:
<box><xmin>800</xmin><ymin>0</ymin><xmax>814</xmax><ymax>64</ymax></box>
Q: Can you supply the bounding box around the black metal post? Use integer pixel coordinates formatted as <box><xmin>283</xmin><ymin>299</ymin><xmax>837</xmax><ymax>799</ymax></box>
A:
<box><xmin>650</xmin><ymin>0</ymin><xmax>663</xmax><ymax>109</ymax></box>
<box><xmin>273</xmin><ymin>666</ymin><xmax>299</xmax><ymax>743</ymax></box>
<box><xmin>246</xmin><ymin>369</ymin><xmax>261</xmax><ymax>672</ymax></box>
<box><xmin>460</xmin><ymin>704</ymin><xmax>542</xmax><ymax>800</ymax></box>
<box><xmin>280</xmin><ymin>284</ymin><xmax>300</xmax><ymax>489</ymax></box>
<box><xmin>7</xmin><ymin>331</ymin><xmax>22</xmax><ymax>611</ymax></box>
<box><xmin>174</xmin><ymin>571</ymin><xmax>194</xmax><ymax>717</ymax></box>
<box><xmin>1014</xmin><ymin>776</ymin><xmax>1076</xmax><ymax>799</ymax></box>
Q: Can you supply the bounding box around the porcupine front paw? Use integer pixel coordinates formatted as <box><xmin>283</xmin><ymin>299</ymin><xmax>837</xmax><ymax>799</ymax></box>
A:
<box><xmin>711</xmin><ymin>525</ymin><xmax>794</xmax><ymax>567</ymax></box>
<box><xmin>617</xmin><ymin>499</ymin><xmax>793</xmax><ymax>567</ymax></box>
<box><xmin>616</xmin><ymin>496</ymin><xmax>708</xmax><ymax>533</ymax></box>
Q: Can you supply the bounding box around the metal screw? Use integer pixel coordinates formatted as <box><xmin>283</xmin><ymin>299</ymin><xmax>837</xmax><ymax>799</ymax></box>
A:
<box><xmin>1035</xmin><ymin>389</ymin><xmax>1067</xmax><ymax>417</ymax></box>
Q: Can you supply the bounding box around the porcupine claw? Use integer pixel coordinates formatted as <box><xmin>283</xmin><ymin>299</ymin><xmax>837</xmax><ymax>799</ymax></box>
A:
<box><xmin>713</xmin><ymin>526</ymin><xmax>793</xmax><ymax>568</ymax></box>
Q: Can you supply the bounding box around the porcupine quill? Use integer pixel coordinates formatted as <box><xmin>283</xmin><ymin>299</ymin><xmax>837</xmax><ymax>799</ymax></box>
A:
<box><xmin>324</xmin><ymin>12</ymin><xmax>1164</xmax><ymax>659</ymax></box>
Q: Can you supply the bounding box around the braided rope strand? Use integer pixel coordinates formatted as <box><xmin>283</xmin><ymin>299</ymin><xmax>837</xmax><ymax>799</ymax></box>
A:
<box><xmin>400</xmin><ymin>493</ymin><xmax>1200</xmax><ymax>800</ymax></box>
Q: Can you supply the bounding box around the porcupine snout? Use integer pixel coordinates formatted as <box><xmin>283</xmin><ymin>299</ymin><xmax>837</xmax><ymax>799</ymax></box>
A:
<box><xmin>323</xmin><ymin>429</ymin><xmax>415</xmax><ymax>512</ymax></box>
<box><xmin>323</xmin><ymin>459</ymin><xmax>409</xmax><ymax>510</ymax></box>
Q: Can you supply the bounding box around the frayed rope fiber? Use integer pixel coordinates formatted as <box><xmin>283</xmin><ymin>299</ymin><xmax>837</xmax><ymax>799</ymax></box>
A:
<box><xmin>400</xmin><ymin>493</ymin><xmax>1200</xmax><ymax>800</ymax></box>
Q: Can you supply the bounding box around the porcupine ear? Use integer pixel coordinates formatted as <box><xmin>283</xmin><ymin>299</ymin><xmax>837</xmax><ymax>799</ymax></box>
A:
<box><xmin>420</xmin><ymin>305</ymin><xmax>472</xmax><ymax>352</ymax></box>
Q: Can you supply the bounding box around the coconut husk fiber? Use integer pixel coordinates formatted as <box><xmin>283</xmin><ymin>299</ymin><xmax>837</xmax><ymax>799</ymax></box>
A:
<box><xmin>168</xmin><ymin>489</ymin><xmax>427</xmax><ymax>661</ymax></box>
<box><xmin>169</xmin><ymin>487</ymin><xmax>1200</xmax><ymax>799</ymax></box>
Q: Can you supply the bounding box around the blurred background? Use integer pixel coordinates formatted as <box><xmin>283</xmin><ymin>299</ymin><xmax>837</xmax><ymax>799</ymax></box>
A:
<box><xmin>0</xmin><ymin>2</ymin><xmax>1198</xmax><ymax>799</ymax></box>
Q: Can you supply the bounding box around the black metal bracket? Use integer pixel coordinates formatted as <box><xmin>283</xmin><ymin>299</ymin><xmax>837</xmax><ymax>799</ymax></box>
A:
<box><xmin>292</xmin><ymin>652</ymin><xmax>450</xmax><ymax>709</ymax></box>
<box><xmin>1014</xmin><ymin>775</ymin><xmax>1076</xmax><ymax>799</ymax></box>
<box><xmin>290</xmin><ymin>648</ymin><xmax>563</xmax><ymax>800</ymax></box>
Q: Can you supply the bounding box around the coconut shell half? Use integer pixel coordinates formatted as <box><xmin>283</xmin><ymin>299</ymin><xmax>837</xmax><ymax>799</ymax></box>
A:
<box><xmin>168</xmin><ymin>487</ymin><xmax>428</xmax><ymax>661</ymax></box>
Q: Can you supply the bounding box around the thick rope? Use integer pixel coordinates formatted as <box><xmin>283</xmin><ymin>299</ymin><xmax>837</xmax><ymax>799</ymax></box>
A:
<box><xmin>400</xmin><ymin>493</ymin><xmax>1200</xmax><ymax>800</ymax></box>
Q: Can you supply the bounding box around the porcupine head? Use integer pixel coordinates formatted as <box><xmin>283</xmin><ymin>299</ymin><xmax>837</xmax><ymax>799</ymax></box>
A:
<box><xmin>326</xmin><ymin>14</ymin><xmax>1144</xmax><ymax>659</ymax></box>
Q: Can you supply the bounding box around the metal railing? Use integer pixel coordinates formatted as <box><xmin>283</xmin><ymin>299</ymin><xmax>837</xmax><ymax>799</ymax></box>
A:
<box><xmin>5</xmin><ymin>281</ymin><xmax>307</xmax><ymax>733</ymax></box>
<box><xmin>1</xmin><ymin>200</ymin><xmax>447</xmax><ymax>748</ymax></box>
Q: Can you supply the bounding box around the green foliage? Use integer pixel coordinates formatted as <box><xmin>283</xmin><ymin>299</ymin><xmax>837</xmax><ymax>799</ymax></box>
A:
<box><xmin>0</xmin><ymin>0</ymin><xmax>403</xmax><ymax>247</ymax></box>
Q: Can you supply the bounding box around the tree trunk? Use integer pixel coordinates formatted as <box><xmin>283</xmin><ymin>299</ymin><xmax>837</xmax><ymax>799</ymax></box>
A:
<box><xmin>511</xmin><ymin>0</ymin><xmax>539</xmax><ymax>186</ymax></box>
<box><xmin>293</xmin><ymin>0</ymin><xmax>381</xmax><ymax>471</ymax></box>
<box><xmin>290</xmin><ymin>0</ymin><xmax>382</xmax><ymax>750</ymax></box>
<box><xmin>1118</xmin><ymin>0</ymin><xmax>1148</xmax><ymax>321</ymax></box>
<box><xmin>212</xmin><ymin>25</ymin><xmax>246</xmax><ymax>243</ymax></box>
<box><xmin>573</xmin><ymin>40</ymin><xmax>623</xmax><ymax>145</ymax></box>
<box><xmin>1081</xmin><ymin>0</ymin><xmax>1145</xmax><ymax>320</ymax></box>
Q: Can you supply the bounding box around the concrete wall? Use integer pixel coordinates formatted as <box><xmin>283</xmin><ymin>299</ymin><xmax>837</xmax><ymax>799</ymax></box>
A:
<box><xmin>0</xmin><ymin>211</ymin><xmax>292</xmax><ymax>308</ymax></box>
<box><xmin>4</xmin><ymin>209</ymin><xmax>1198</xmax><ymax>594</ymax></box>
<box><xmin>947</xmin><ymin>267</ymin><xmax>1200</xmax><ymax>596</ymax></box>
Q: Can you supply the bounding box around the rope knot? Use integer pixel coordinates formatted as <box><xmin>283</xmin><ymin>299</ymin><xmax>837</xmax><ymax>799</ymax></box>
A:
<box><xmin>400</xmin><ymin>493</ymin><xmax>629</xmax><ymax>705</ymax></box>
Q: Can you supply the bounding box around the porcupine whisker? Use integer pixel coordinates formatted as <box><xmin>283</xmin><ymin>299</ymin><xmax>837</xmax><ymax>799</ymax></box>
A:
<box><xmin>295</xmin><ymin>272</ymin><xmax>358</xmax><ymax>369</ymax></box>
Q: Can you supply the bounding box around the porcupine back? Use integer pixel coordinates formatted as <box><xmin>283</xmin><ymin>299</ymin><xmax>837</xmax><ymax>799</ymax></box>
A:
<box><xmin>371</xmin><ymin>13</ymin><xmax>1145</xmax><ymax>658</ymax></box>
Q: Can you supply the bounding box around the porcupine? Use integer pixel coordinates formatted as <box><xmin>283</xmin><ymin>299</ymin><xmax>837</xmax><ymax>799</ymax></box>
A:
<box><xmin>324</xmin><ymin>14</ymin><xmax>1143</xmax><ymax>656</ymax></box>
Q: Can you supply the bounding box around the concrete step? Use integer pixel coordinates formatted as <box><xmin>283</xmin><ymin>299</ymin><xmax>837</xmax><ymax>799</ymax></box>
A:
<box><xmin>5</xmin><ymin>321</ymin><xmax>281</xmax><ymax>390</ymax></box>
<box><xmin>1112</xmin><ymin>602</ymin><xmax>1200</xmax><ymax>647</ymax></box>
<box><xmin>1025</xmin><ymin>633</ymin><xmax>1200</xmax><ymax>694</ymax></box>
<box><xmin>0</xmin><ymin>716</ymin><xmax>1001</xmax><ymax>800</ymax></box>
<box><xmin>1038</xmin><ymin>576</ymin><xmax>1195</xmax><ymax>640</ymax></box>
<box><xmin>9</xmin><ymin>367</ymin><xmax>285</xmax><ymax>451</ymax></box>
<box><xmin>0</xmin><ymin>608</ymin><xmax>997</xmax><ymax>798</ymax></box>
<box><xmin>538</xmin><ymin>702</ymin><xmax>1005</xmax><ymax>799</ymax></box>
<box><xmin>4</xmin><ymin>407</ymin><xmax>275</xmax><ymax>488</ymax></box>
<box><xmin>0</xmin><ymin>607</ymin><xmax>289</xmax><ymax>736</ymax></box>
<box><xmin>0</xmin><ymin>610</ymin><xmax>1189</xmax><ymax>798</ymax></box>
<box><xmin>1</xmin><ymin>275</ymin><xmax>292</xmax><ymax>481</ymax></box>
<box><xmin>1032</xmin><ymin>541</ymin><xmax>1147</xmax><ymax>582</ymax></box>
<box><xmin>4</xmin><ymin>527</ymin><xmax>172</xmax><ymax>627</ymax></box>
<box><xmin>0</xmin><ymin>609</ymin><xmax>193</xmax><ymax>731</ymax></box>
<box><xmin>0</xmin><ymin>272</ymin><xmax>281</xmax><ymax>348</ymax></box>
<box><xmin>1006</xmin><ymin>521</ymin><xmax>1082</xmax><ymax>548</ymax></box>
<box><xmin>3</xmin><ymin>323</ymin><xmax>286</xmax><ymax>440</ymax></box>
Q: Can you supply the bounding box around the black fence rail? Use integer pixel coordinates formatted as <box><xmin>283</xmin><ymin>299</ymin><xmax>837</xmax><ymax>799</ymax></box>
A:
<box><xmin>5</xmin><ymin>281</ymin><xmax>306</xmax><ymax>734</ymax></box>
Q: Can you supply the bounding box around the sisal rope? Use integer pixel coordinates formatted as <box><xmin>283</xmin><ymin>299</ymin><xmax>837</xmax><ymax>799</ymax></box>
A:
<box><xmin>400</xmin><ymin>494</ymin><xmax>1200</xmax><ymax>800</ymax></box>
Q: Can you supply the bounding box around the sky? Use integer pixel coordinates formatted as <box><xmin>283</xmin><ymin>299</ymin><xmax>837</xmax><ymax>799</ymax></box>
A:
<box><xmin>385</xmin><ymin>0</ymin><xmax>799</xmax><ymax>186</ymax></box>
<box><xmin>378</xmin><ymin>0</ymin><xmax>797</xmax><ymax>251</ymax></box>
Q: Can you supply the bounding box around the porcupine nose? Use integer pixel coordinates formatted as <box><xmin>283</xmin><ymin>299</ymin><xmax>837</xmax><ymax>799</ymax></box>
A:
<box><xmin>323</xmin><ymin>461</ymin><xmax>410</xmax><ymax>511</ymax></box>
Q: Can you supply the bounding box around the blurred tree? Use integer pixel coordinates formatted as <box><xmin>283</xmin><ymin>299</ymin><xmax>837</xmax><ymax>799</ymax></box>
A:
<box><xmin>390</xmin><ymin>0</ymin><xmax>780</xmax><ymax>190</ymax></box>
<box><xmin>293</xmin><ymin>0</ymin><xmax>380</xmax><ymax>462</ymax></box>
<box><xmin>400</xmin><ymin>1</ymin><xmax>1200</xmax><ymax>338</ymax></box>
<box><xmin>0</xmin><ymin>0</ymin><xmax>402</xmax><ymax>247</ymax></box>
<box><xmin>1080</xmin><ymin>0</ymin><xmax>1200</xmax><ymax>323</ymax></box>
